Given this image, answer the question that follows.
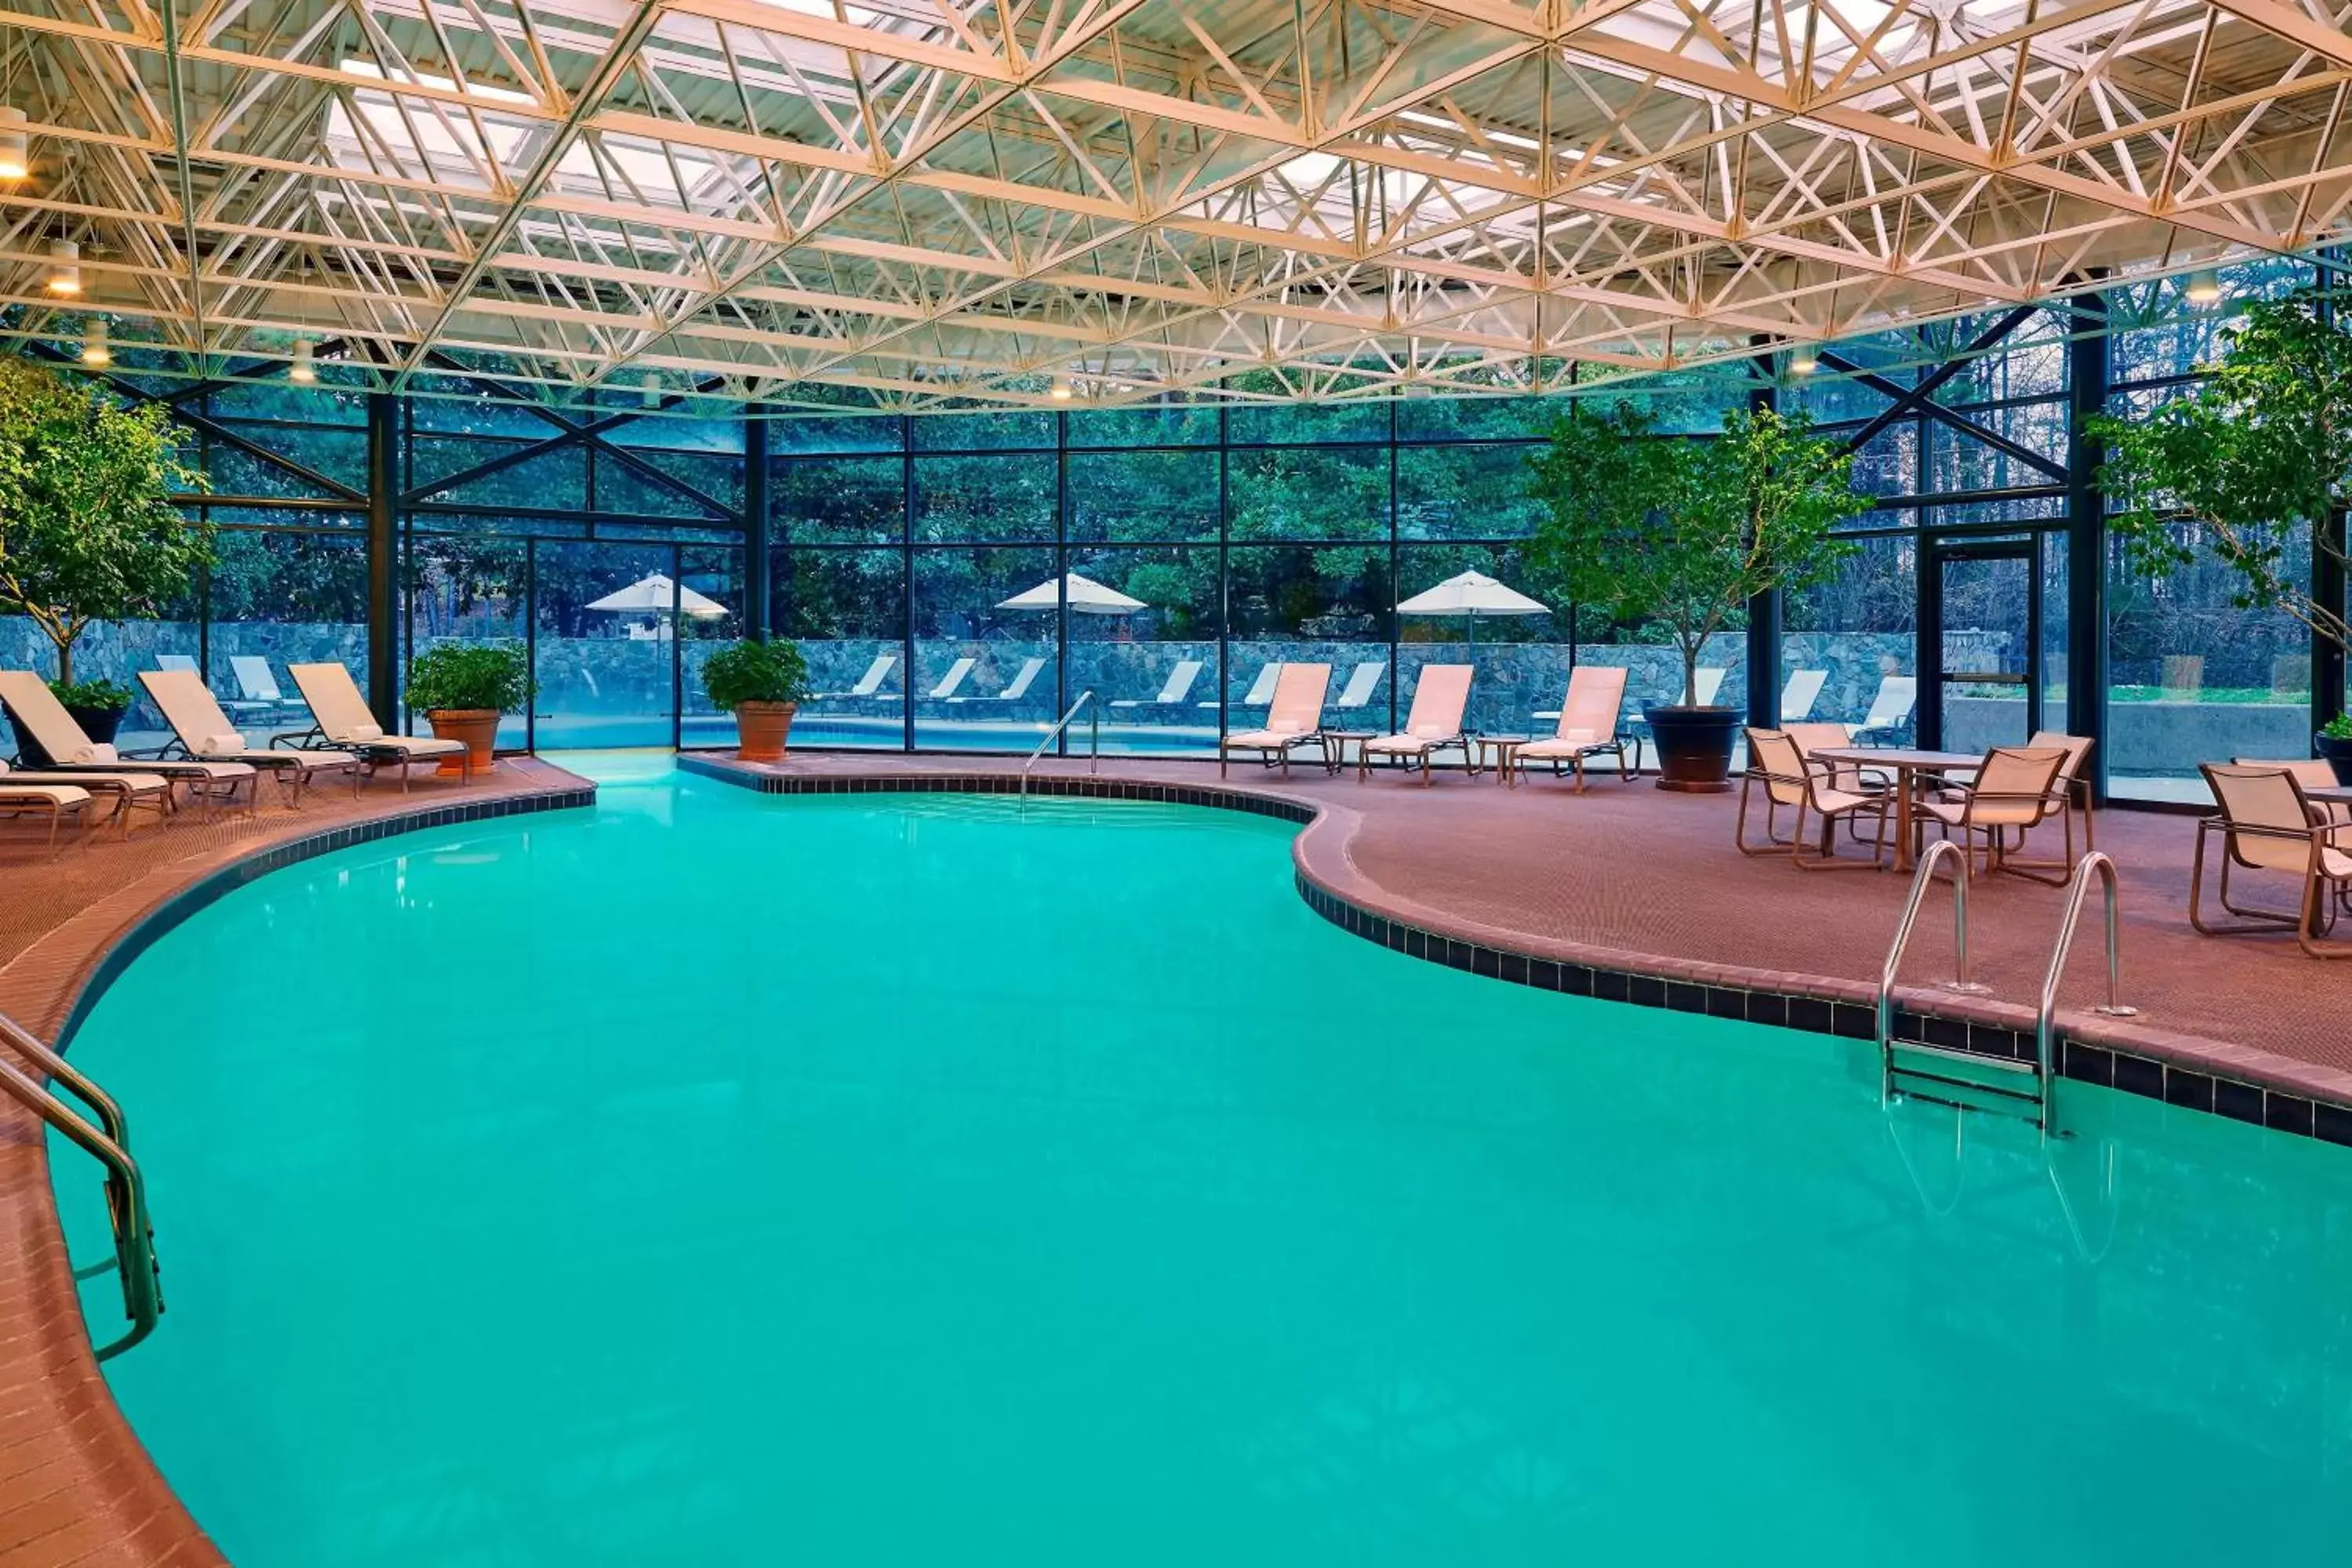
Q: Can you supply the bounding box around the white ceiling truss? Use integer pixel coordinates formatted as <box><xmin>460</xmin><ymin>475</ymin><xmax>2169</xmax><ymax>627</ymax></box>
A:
<box><xmin>2</xmin><ymin>0</ymin><xmax>2348</xmax><ymax>412</ymax></box>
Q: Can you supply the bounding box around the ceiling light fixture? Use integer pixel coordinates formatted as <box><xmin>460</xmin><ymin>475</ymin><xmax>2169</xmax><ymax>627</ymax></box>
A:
<box><xmin>289</xmin><ymin>338</ymin><xmax>317</xmax><ymax>383</ymax></box>
<box><xmin>45</xmin><ymin>238</ymin><xmax>78</xmax><ymax>295</ymax></box>
<box><xmin>1049</xmin><ymin>374</ymin><xmax>1073</xmax><ymax>401</ymax></box>
<box><xmin>79</xmin><ymin>318</ymin><xmax>109</xmax><ymax>367</ymax></box>
<box><xmin>2185</xmin><ymin>268</ymin><xmax>2221</xmax><ymax>305</ymax></box>
<box><xmin>641</xmin><ymin>372</ymin><xmax>662</xmax><ymax>408</ymax></box>
<box><xmin>0</xmin><ymin>108</ymin><xmax>28</xmax><ymax>181</ymax></box>
<box><xmin>1788</xmin><ymin>345</ymin><xmax>1819</xmax><ymax>376</ymax></box>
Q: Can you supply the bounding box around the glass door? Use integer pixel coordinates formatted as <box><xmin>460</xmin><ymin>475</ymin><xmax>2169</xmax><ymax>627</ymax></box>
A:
<box><xmin>1922</xmin><ymin>538</ymin><xmax>2040</xmax><ymax>752</ymax></box>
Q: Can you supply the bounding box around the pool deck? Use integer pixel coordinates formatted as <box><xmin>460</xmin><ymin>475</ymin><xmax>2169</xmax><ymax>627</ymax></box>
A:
<box><xmin>1</xmin><ymin>745</ymin><xmax>2348</xmax><ymax>1566</ymax></box>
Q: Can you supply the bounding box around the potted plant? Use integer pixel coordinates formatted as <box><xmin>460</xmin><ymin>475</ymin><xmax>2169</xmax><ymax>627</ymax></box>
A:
<box><xmin>404</xmin><ymin>641</ymin><xmax>533</xmax><ymax>775</ymax></box>
<box><xmin>1526</xmin><ymin>401</ymin><xmax>1864</xmax><ymax>789</ymax></box>
<box><xmin>0</xmin><ymin>359</ymin><xmax>210</xmax><ymax>760</ymax></box>
<box><xmin>2087</xmin><ymin>290</ymin><xmax>2352</xmax><ymax>783</ymax></box>
<box><xmin>701</xmin><ymin>637</ymin><xmax>810</xmax><ymax>762</ymax></box>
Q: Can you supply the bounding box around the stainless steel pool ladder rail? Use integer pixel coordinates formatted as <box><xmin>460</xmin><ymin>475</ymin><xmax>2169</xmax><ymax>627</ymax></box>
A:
<box><xmin>1876</xmin><ymin>841</ymin><xmax>2052</xmax><ymax>1131</ymax></box>
<box><xmin>1020</xmin><ymin>691</ymin><xmax>1098</xmax><ymax>810</ymax></box>
<box><xmin>0</xmin><ymin>1009</ymin><xmax>162</xmax><ymax>1359</ymax></box>
<box><xmin>2036</xmin><ymin>851</ymin><xmax>2138</xmax><ymax>1078</ymax></box>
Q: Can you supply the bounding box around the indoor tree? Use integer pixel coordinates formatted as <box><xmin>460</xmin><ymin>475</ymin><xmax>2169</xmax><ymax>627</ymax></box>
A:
<box><xmin>0</xmin><ymin>358</ymin><xmax>211</xmax><ymax>699</ymax></box>
<box><xmin>2086</xmin><ymin>290</ymin><xmax>2352</xmax><ymax>754</ymax></box>
<box><xmin>1524</xmin><ymin>400</ymin><xmax>1866</xmax><ymax>711</ymax></box>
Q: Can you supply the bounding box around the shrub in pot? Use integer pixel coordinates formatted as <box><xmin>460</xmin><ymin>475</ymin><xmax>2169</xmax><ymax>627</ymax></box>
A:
<box><xmin>1526</xmin><ymin>401</ymin><xmax>1864</xmax><ymax>790</ymax></box>
<box><xmin>404</xmin><ymin>641</ymin><xmax>534</xmax><ymax>775</ymax></box>
<box><xmin>7</xmin><ymin>677</ymin><xmax>137</xmax><ymax>765</ymax></box>
<box><xmin>2320</xmin><ymin>714</ymin><xmax>2352</xmax><ymax>786</ymax></box>
<box><xmin>701</xmin><ymin>638</ymin><xmax>810</xmax><ymax>763</ymax></box>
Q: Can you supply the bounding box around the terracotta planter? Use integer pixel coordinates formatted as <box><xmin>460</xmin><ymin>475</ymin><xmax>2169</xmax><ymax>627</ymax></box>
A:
<box><xmin>1644</xmin><ymin>706</ymin><xmax>1740</xmax><ymax>793</ymax></box>
<box><xmin>735</xmin><ymin>701</ymin><xmax>797</xmax><ymax>763</ymax></box>
<box><xmin>424</xmin><ymin>709</ymin><xmax>502</xmax><ymax>776</ymax></box>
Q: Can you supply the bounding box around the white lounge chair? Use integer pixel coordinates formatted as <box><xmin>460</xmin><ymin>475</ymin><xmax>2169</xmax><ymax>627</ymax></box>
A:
<box><xmin>950</xmin><ymin>655</ymin><xmax>1045</xmax><ymax>705</ymax></box>
<box><xmin>0</xmin><ymin>764</ymin><xmax>99</xmax><ymax>855</ymax></box>
<box><xmin>1846</xmin><ymin>674</ymin><xmax>1918</xmax><ymax>746</ymax></box>
<box><xmin>228</xmin><ymin>654</ymin><xmax>293</xmax><ymax>719</ymax></box>
<box><xmin>139</xmin><ymin>669</ymin><xmax>364</xmax><ymax>806</ymax></box>
<box><xmin>279</xmin><ymin>661</ymin><xmax>470</xmax><ymax>792</ymax></box>
<box><xmin>1690</xmin><ymin>666</ymin><xmax>1728</xmax><ymax>706</ymax></box>
<box><xmin>1220</xmin><ymin>663</ymin><xmax>1331</xmax><ymax>776</ymax></box>
<box><xmin>0</xmin><ymin>757</ymin><xmax>174</xmax><ymax>839</ymax></box>
<box><xmin>0</xmin><ymin>670</ymin><xmax>259</xmax><ymax>815</ymax></box>
<box><xmin>1781</xmin><ymin>667</ymin><xmax>1828</xmax><ymax>721</ymax></box>
<box><xmin>1210</xmin><ymin>662</ymin><xmax>1283</xmax><ymax>710</ymax></box>
<box><xmin>1358</xmin><ymin>664</ymin><xmax>1472</xmax><ymax>784</ymax></box>
<box><xmin>155</xmin><ymin>653</ymin><xmax>199</xmax><ymax>675</ymax></box>
<box><xmin>924</xmin><ymin>656</ymin><xmax>976</xmax><ymax>702</ymax></box>
<box><xmin>1332</xmin><ymin>660</ymin><xmax>1388</xmax><ymax>712</ymax></box>
<box><xmin>1111</xmin><ymin>659</ymin><xmax>1203</xmax><ymax>710</ymax></box>
<box><xmin>815</xmin><ymin>654</ymin><xmax>898</xmax><ymax>702</ymax></box>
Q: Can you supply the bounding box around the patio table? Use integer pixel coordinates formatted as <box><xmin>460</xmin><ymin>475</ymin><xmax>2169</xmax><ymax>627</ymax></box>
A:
<box><xmin>1812</xmin><ymin>747</ymin><xmax>1983</xmax><ymax>873</ymax></box>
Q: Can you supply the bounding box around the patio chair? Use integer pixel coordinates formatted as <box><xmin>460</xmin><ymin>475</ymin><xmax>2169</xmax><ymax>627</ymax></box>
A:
<box><xmin>0</xmin><ymin>769</ymin><xmax>98</xmax><ymax>856</ymax></box>
<box><xmin>814</xmin><ymin>653</ymin><xmax>898</xmax><ymax>702</ymax></box>
<box><xmin>1109</xmin><ymin>659</ymin><xmax>1203</xmax><ymax>710</ymax></box>
<box><xmin>1209</xmin><ymin>662</ymin><xmax>1283</xmax><ymax>711</ymax></box>
<box><xmin>1219</xmin><ymin>662</ymin><xmax>1330</xmax><ymax>776</ymax></box>
<box><xmin>278</xmin><ymin>661</ymin><xmax>470</xmax><ymax>792</ymax></box>
<box><xmin>924</xmin><ymin>656</ymin><xmax>977</xmax><ymax>702</ymax></box>
<box><xmin>1846</xmin><ymin>674</ymin><xmax>1917</xmax><ymax>746</ymax></box>
<box><xmin>227</xmin><ymin>655</ymin><xmax>293</xmax><ymax>719</ymax></box>
<box><xmin>0</xmin><ymin>758</ymin><xmax>172</xmax><ymax>839</ymax></box>
<box><xmin>949</xmin><ymin>655</ymin><xmax>1045</xmax><ymax>704</ymax></box>
<box><xmin>2191</xmin><ymin>764</ymin><xmax>2352</xmax><ymax>957</ymax></box>
<box><xmin>1788</xmin><ymin>720</ymin><xmax>1892</xmax><ymax>837</ymax></box>
<box><xmin>1331</xmin><ymin>660</ymin><xmax>1388</xmax><ymax>714</ymax></box>
<box><xmin>2234</xmin><ymin>758</ymin><xmax>2349</xmax><ymax>826</ymax></box>
<box><xmin>1781</xmin><ymin>667</ymin><xmax>1829</xmax><ymax>722</ymax></box>
<box><xmin>1988</xmin><ymin>730</ymin><xmax>2097</xmax><ymax>884</ymax></box>
<box><xmin>139</xmin><ymin>669</ymin><xmax>365</xmax><ymax>806</ymax></box>
<box><xmin>1910</xmin><ymin>746</ymin><xmax>2069</xmax><ymax>876</ymax></box>
<box><xmin>1357</xmin><ymin>664</ymin><xmax>1472</xmax><ymax>785</ymax></box>
<box><xmin>1517</xmin><ymin>666</ymin><xmax>1640</xmax><ymax>790</ymax></box>
<box><xmin>155</xmin><ymin>653</ymin><xmax>199</xmax><ymax>675</ymax></box>
<box><xmin>0</xmin><ymin>670</ymin><xmax>260</xmax><ymax>815</ymax></box>
<box><xmin>1735</xmin><ymin>728</ymin><xmax>1889</xmax><ymax>869</ymax></box>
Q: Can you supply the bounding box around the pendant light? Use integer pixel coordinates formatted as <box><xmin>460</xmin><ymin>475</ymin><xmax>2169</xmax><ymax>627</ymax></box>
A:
<box><xmin>1048</xmin><ymin>373</ymin><xmax>1073</xmax><ymax>401</ymax></box>
<box><xmin>45</xmin><ymin>238</ymin><xmax>79</xmax><ymax>295</ymax></box>
<box><xmin>1788</xmin><ymin>344</ymin><xmax>1818</xmax><ymax>376</ymax></box>
<box><xmin>640</xmin><ymin>372</ymin><xmax>662</xmax><ymax>408</ymax></box>
<box><xmin>0</xmin><ymin>107</ymin><xmax>28</xmax><ymax>182</ymax></box>
<box><xmin>2185</xmin><ymin>269</ymin><xmax>2221</xmax><ymax>305</ymax></box>
<box><xmin>289</xmin><ymin>338</ymin><xmax>316</xmax><ymax>383</ymax></box>
<box><xmin>79</xmin><ymin>318</ymin><xmax>109</xmax><ymax>366</ymax></box>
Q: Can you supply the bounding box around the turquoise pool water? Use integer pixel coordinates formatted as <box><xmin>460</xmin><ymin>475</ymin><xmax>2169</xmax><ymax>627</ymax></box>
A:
<box><xmin>56</xmin><ymin>760</ymin><xmax>2352</xmax><ymax>1566</ymax></box>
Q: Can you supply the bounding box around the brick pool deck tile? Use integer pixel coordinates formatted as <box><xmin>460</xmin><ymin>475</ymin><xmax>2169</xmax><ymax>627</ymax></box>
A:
<box><xmin>2</xmin><ymin>745</ymin><xmax>2349</xmax><ymax>1566</ymax></box>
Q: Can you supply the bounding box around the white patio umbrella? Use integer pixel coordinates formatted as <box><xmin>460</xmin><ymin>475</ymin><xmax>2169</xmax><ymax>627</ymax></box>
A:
<box><xmin>1394</xmin><ymin>569</ymin><xmax>1549</xmax><ymax>659</ymax></box>
<box><xmin>586</xmin><ymin>572</ymin><xmax>728</xmax><ymax>616</ymax></box>
<box><xmin>996</xmin><ymin>572</ymin><xmax>1147</xmax><ymax>615</ymax></box>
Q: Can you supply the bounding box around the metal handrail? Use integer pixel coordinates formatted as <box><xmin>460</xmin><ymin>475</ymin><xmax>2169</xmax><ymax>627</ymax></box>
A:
<box><xmin>0</xmin><ymin>1013</ymin><xmax>162</xmax><ymax>1359</ymax></box>
<box><xmin>1876</xmin><ymin>839</ymin><xmax>1981</xmax><ymax>1057</ymax></box>
<box><xmin>1019</xmin><ymin>691</ymin><xmax>1098</xmax><ymax>805</ymax></box>
<box><xmin>2036</xmin><ymin>852</ymin><xmax>2138</xmax><ymax>1096</ymax></box>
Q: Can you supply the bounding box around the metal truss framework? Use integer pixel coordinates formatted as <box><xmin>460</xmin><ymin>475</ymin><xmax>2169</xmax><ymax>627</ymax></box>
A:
<box><xmin>5</xmin><ymin>0</ymin><xmax>2352</xmax><ymax>412</ymax></box>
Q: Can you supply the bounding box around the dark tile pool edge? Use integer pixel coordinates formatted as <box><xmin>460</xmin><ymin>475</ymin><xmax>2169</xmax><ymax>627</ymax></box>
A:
<box><xmin>684</xmin><ymin>752</ymin><xmax>2350</xmax><ymax>1149</ymax></box>
<box><xmin>50</xmin><ymin>782</ymin><xmax>597</xmax><ymax>1053</ymax></box>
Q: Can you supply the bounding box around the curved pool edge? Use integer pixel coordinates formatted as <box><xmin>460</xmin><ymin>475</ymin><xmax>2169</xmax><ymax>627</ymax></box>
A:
<box><xmin>681</xmin><ymin>750</ymin><xmax>2352</xmax><ymax>1142</ymax></box>
<box><xmin>0</xmin><ymin>763</ymin><xmax>597</xmax><ymax>1568</ymax></box>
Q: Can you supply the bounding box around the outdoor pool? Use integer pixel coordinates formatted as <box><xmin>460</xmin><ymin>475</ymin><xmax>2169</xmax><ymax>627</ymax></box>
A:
<box><xmin>57</xmin><ymin>759</ymin><xmax>2352</xmax><ymax>1566</ymax></box>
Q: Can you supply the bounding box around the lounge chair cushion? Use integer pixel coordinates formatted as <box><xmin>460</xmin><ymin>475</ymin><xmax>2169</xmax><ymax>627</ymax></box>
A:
<box><xmin>0</xmin><ymin>784</ymin><xmax>90</xmax><ymax>806</ymax></box>
<box><xmin>1225</xmin><ymin>728</ymin><xmax>1312</xmax><ymax>749</ymax></box>
<box><xmin>1519</xmin><ymin>732</ymin><xmax>1610</xmax><ymax>758</ymax></box>
<box><xmin>1362</xmin><ymin>732</ymin><xmax>1448</xmax><ymax>755</ymax></box>
<box><xmin>367</xmin><ymin>734</ymin><xmax>464</xmax><ymax>757</ymax></box>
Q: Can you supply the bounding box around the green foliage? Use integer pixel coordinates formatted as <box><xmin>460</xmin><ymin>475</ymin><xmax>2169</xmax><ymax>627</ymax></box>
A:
<box><xmin>0</xmin><ymin>359</ymin><xmax>212</xmax><ymax>684</ymax></box>
<box><xmin>2321</xmin><ymin>713</ymin><xmax>2352</xmax><ymax>741</ymax></box>
<box><xmin>700</xmin><ymin>637</ymin><xmax>811</xmax><ymax>708</ymax></box>
<box><xmin>1524</xmin><ymin>402</ymin><xmax>1864</xmax><ymax>703</ymax></box>
<box><xmin>2088</xmin><ymin>291</ymin><xmax>2352</xmax><ymax>657</ymax></box>
<box><xmin>405</xmin><ymin>640</ymin><xmax>535</xmax><ymax>714</ymax></box>
<box><xmin>49</xmin><ymin>677</ymin><xmax>136</xmax><ymax>713</ymax></box>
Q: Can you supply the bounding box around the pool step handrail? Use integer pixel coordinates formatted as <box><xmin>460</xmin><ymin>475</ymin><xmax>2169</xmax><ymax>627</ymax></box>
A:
<box><xmin>1020</xmin><ymin>691</ymin><xmax>1098</xmax><ymax>808</ymax></box>
<box><xmin>2036</xmin><ymin>852</ymin><xmax>2137</xmax><ymax>1081</ymax></box>
<box><xmin>1877</xmin><ymin>841</ymin><xmax>2053</xmax><ymax>1133</ymax></box>
<box><xmin>0</xmin><ymin>1008</ymin><xmax>162</xmax><ymax>1359</ymax></box>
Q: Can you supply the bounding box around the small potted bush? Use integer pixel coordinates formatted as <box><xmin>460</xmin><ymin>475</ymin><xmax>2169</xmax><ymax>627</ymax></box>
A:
<box><xmin>701</xmin><ymin>637</ymin><xmax>810</xmax><ymax>762</ymax></box>
<box><xmin>404</xmin><ymin>641</ymin><xmax>533</xmax><ymax>775</ymax></box>
<box><xmin>2320</xmin><ymin>714</ymin><xmax>2352</xmax><ymax>786</ymax></box>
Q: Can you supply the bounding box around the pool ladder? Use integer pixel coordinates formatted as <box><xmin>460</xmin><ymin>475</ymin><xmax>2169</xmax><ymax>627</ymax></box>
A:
<box><xmin>1878</xmin><ymin>845</ymin><xmax>2135</xmax><ymax>1139</ymax></box>
<box><xmin>0</xmin><ymin>1008</ymin><xmax>162</xmax><ymax>1359</ymax></box>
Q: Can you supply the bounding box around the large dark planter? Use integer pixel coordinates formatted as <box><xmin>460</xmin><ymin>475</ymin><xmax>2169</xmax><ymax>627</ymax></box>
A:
<box><xmin>1646</xmin><ymin>705</ymin><xmax>1741</xmax><ymax>793</ymax></box>
<box><xmin>7</xmin><ymin>702</ymin><xmax>127</xmax><ymax>767</ymax></box>
<box><xmin>2317</xmin><ymin>730</ymin><xmax>2352</xmax><ymax>786</ymax></box>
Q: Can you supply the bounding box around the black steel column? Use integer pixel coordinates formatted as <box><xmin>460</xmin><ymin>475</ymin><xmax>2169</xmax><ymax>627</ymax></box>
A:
<box><xmin>742</xmin><ymin>409</ymin><xmax>771</xmax><ymax>640</ymax></box>
<box><xmin>1745</xmin><ymin>338</ymin><xmax>1781</xmax><ymax>728</ymax></box>
<box><xmin>2317</xmin><ymin>253</ymin><xmax>2348</xmax><ymax>735</ymax></box>
<box><xmin>2066</xmin><ymin>283</ymin><xmax>2111</xmax><ymax>799</ymax></box>
<box><xmin>365</xmin><ymin>391</ymin><xmax>399</xmax><ymax>728</ymax></box>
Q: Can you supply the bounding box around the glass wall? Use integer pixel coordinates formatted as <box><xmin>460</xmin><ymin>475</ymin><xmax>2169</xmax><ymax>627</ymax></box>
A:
<box><xmin>5</xmin><ymin>252</ymin><xmax>2340</xmax><ymax>795</ymax></box>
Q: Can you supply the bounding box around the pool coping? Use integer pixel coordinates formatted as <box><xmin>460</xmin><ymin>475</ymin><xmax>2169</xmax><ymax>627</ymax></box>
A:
<box><xmin>678</xmin><ymin>751</ymin><xmax>2352</xmax><ymax>1146</ymax></box>
<box><xmin>0</xmin><ymin>770</ymin><xmax>596</xmax><ymax>1568</ymax></box>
